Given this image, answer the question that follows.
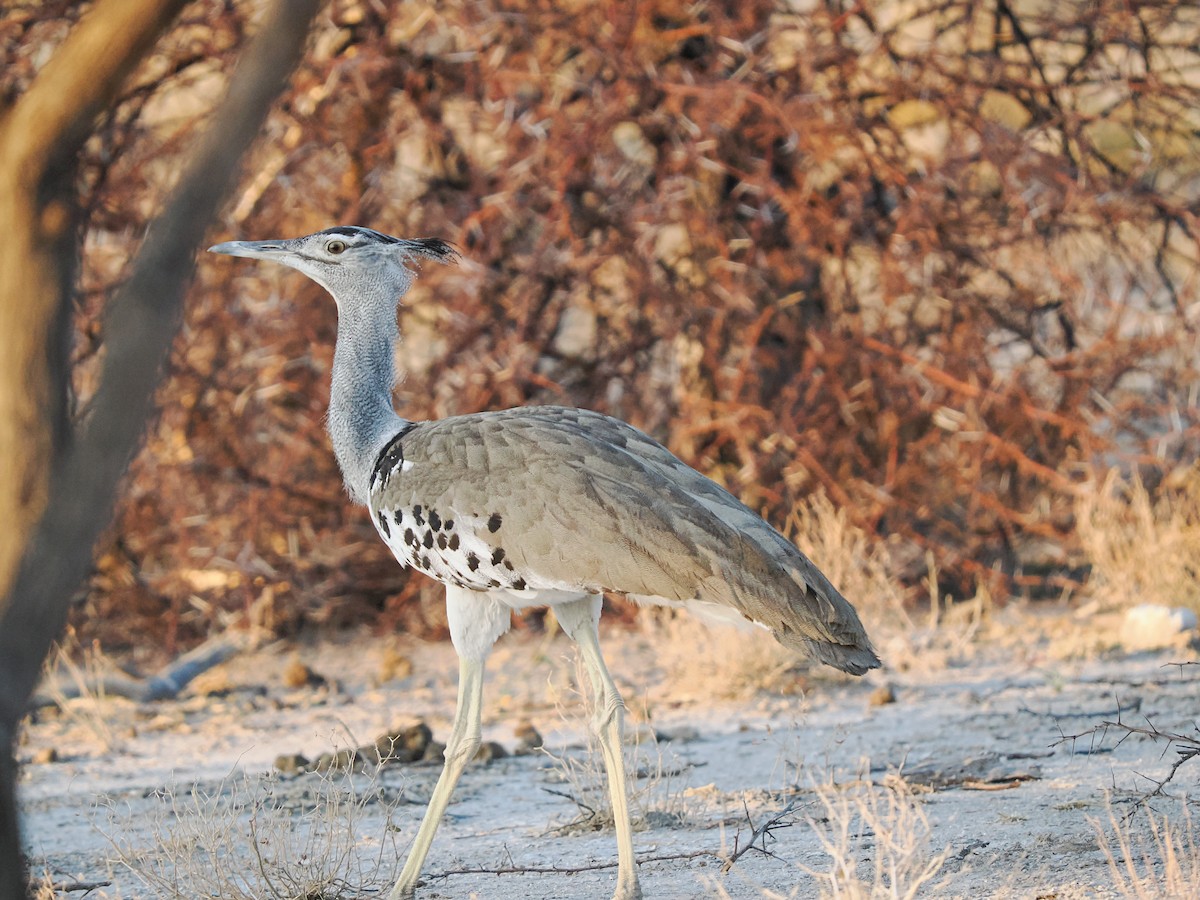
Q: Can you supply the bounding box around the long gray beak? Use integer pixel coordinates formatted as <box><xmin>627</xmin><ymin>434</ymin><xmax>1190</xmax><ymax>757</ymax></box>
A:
<box><xmin>208</xmin><ymin>240</ymin><xmax>288</xmax><ymax>259</ymax></box>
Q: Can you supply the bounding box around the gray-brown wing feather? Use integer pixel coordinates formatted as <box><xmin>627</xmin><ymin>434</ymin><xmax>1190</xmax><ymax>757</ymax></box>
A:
<box><xmin>369</xmin><ymin>407</ymin><xmax>879</xmax><ymax>674</ymax></box>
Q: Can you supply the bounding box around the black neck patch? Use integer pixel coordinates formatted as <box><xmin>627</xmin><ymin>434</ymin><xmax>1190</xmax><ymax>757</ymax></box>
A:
<box><xmin>370</xmin><ymin>423</ymin><xmax>415</xmax><ymax>493</ymax></box>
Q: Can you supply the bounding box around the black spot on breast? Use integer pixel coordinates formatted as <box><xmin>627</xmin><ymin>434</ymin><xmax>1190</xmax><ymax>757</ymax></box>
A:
<box><xmin>503</xmin><ymin>559</ymin><xmax>514</xmax><ymax>571</ymax></box>
<box><xmin>487</xmin><ymin>578</ymin><xmax>501</xmax><ymax>588</ymax></box>
<box><xmin>404</xmin><ymin>528</ymin><xmax>416</xmax><ymax>547</ymax></box>
<box><xmin>420</xmin><ymin>554</ymin><xmax>431</xmax><ymax>569</ymax></box>
<box><xmin>487</xmin><ymin>513</ymin><xmax>502</xmax><ymax>533</ymax></box>
<box><xmin>428</xmin><ymin>510</ymin><xmax>442</xmax><ymax>531</ymax></box>
<box><xmin>467</xmin><ymin>552</ymin><xmax>480</xmax><ymax>571</ymax></box>
<box><xmin>376</xmin><ymin>511</ymin><xmax>391</xmax><ymax>538</ymax></box>
<box><xmin>448</xmin><ymin>534</ymin><xmax>460</xmax><ymax>551</ymax></box>
<box><xmin>437</xmin><ymin>534</ymin><xmax>448</xmax><ymax>550</ymax></box>
<box><xmin>491</xmin><ymin>548</ymin><xmax>505</xmax><ymax>565</ymax></box>
<box><xmin>444</xmin><ymin>519</ymin><xmax>454</xmax><ymax>531</ymax></box>
<box><xmin>393</xmin><ymin>510</ymin><xmax>404</xmax><ymax>525</ymax></box>
<box><xmin>413</xmin><ymin>505</ymin><xmax>425</xmax><ymax>526</ymax></box>
<box><xmin>422</xmin><ymin>531</ymin><xmax>434</xmax><ymax>549</ymax></box>
<box><xmin>511</xmin><ymin>577</ymin><xmax>527</xmax><ymax>591</ymax></box>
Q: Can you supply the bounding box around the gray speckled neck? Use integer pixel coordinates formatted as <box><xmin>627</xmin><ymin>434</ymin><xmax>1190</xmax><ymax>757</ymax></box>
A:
<box><xmin>326</xmin><ymin>280</ymin><xmax>408</xmax><ymax>504</ymax></box>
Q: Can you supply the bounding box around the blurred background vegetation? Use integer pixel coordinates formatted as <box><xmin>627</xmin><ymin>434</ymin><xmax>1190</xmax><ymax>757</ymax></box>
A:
<box><xmin>5</xmin><ymin>0</ymin><xmax>1199</xmax><ymax>658</ymax></box>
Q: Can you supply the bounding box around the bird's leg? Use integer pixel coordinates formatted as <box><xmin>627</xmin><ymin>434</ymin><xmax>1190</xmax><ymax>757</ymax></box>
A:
<box><xmin>556</xmin><ymin>595</ymin><xmax>643</xmax><ymax>900</ymax></box>
<box><xmin>389</xmin><ymin>655</ymin><xmax>484</xmax><ymax>900</ymax></box>
<box><xmin>389</xmin><ymin>587</ymin><xmax>508</xmax><ymax>900</ymax></box>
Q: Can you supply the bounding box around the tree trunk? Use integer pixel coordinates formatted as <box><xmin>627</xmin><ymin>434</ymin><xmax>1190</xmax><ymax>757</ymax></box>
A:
<box><xmin>0</xmin><ymin>2</ymin><xmax>321</xmax><ymax>896</ymax></box>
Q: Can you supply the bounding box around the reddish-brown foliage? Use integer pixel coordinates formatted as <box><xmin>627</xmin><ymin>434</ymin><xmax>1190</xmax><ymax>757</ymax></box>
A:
<box><xmin>5</xmin><ymin>0</ymin><xmax>1199</xmax><ymax>653</ymax></box>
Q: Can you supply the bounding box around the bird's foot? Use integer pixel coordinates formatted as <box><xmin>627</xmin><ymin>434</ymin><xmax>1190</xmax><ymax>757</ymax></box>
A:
<box><xmin>612</xmin><ymin>876</ymin><xmax>643</xmax><ymax>900</ymax></box>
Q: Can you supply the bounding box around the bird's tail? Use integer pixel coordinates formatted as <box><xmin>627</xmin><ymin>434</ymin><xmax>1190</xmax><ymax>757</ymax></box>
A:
<box><xmin>798</xmin><ymin>636</ymin><xmax>881</xmax><ymax>676</ymax></box>
<box><xmin>719</xmin><ymin>532</ymin><xmax>882</xmax><ymax>676</ymax></box>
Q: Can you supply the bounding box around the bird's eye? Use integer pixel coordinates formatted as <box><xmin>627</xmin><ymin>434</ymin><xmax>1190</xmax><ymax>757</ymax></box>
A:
<box><xmin>326</xmin><ymin>239</ymin><xmax>347</xmax><ymax>255</ymax></box>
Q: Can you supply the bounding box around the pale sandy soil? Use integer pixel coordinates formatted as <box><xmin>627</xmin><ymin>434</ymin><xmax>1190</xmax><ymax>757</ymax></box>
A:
<box><xmin>17</xmin><ymin>610</ymin><xmax>1200</xmax><ymax>899</ymax></box>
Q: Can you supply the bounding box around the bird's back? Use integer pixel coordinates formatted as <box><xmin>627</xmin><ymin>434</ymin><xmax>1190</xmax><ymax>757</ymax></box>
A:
<box><xmin>369</xmin><ymin>406</ymin><xmax>880</xmax><ymax>675</ymax></box>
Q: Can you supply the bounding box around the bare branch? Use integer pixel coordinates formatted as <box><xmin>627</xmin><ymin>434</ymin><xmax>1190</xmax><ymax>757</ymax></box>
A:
<box><xmin>721</xmin><ymin>794</ymin><xmax>803</xmax><ymax>874</ymax></box>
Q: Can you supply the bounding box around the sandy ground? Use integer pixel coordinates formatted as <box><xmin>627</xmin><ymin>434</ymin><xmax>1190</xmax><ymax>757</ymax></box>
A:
<box><xmin>17</xmin><ymin>611</ymin><xmax>1200</xmax><ymax>899</ymax></box>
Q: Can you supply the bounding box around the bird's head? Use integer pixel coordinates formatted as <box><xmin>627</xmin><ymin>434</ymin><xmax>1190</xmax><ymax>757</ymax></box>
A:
<box><xmin>209</xmin><ymin>226</ymin><xmax>457</xmax><ymax>304</ymax></box>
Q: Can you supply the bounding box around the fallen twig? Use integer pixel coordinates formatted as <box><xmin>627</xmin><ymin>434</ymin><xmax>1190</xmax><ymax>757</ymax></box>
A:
<box><xmin>428</xmin><ymin>850</ymin><xmax>716</xmax><ymax>881</ymax></box>
<box><xmin>1019</xmin><ymin>696</ymin><xmax>1143</xmax><ymax>721</ymax></box>
<box><xmin>51</xmin><ymin>881</ymin><xmax>111</xmax><ymax>894</ymax></box>
<box><xmin>436</xmin><ymin>793</ymin><xmax>804</xmax><ymax>884</ymax></box>
<box><xmin>721</xmin><ymin>795</ymin><xmax>803</xmax><ymax>874</ymax></box>
<box><xmin>30</xmin><ymin>631</ymin><xmax>256</xmax><ymax>708</ymax></box>
<box><xmin>541</xmin><ymin>786</ymin><xmax>597</xmax><ymax>818</ymax></box>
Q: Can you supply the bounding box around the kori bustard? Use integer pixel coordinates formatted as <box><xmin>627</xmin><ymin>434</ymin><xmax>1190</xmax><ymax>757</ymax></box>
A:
<box><xmin>209</xmin><ymin>226</ymin><xmax>880</xmax><ymax>900</ymax></box>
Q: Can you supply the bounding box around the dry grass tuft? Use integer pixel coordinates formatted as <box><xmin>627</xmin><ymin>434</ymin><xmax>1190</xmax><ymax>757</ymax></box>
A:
<box><xmin>1076</xmin><ymin>468</ymin><xmax>1200</xmax><ymax>614</ymax></box>
<box><xmin>27</xmin><ymin>871</ymin><xmax>57</xmax><ymax>900</ymax></box>
<box><xmin>1093</xmin><ymin>799</ymin><xmax>1200</xmax><ymax>900</ymax></box>
<box><xmin>799</xmin><ymin>771</ymin><xmax>952</xmax><ymax>900</ymax></box>
<box><xmin>542</xmin><ymin>656</ymin><xmax>698</xmax><ymax>834</ymax></box>
<box><xmin>641</xmin><ymin>491</ymin><xmax>984</xmax><ymax>692</ymax></box>
<box><xmin>640</xmin><ymin>610</ymin><xmax>802</xmax><ymax>699</ymax></box>
<box><xmin>39</xmin><ymin>629</ymin><xmax>123</xmax><ymax>753</ymax></box>
<box><xmin>104</xmin><ymin>764</ymin><xmax>404</xmax><ymax>899</ymax></box>
<box><xmin>784</xmin><ymin>492</ymin><xmax>911</xmax><ymax>632</ymax></box>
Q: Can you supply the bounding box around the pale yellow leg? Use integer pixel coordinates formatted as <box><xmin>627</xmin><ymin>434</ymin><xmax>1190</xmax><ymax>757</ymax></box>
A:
<box><xmin>389</xmin><ymin>655</ymin><xmax>485</xmax><ymax>900</ymax></box>
<box><xmin>389</xmin><ymin>587</ymin><xmax>509</xmax><ymax>900</ymax></box>
<box><xmin>556</xmin><ymin>595</ymin><xmax>643</xmax><ymax>900</ymax></box>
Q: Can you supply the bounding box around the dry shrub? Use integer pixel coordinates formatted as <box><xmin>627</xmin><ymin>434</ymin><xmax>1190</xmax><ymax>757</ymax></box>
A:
<box><xmin>1076</xmin><ymin>469</ymin><xmax>1200</xmax><ymax>613</ymax></box>
<box><xmin>800</xmin><ymin>772</ymin><xmax>951</xmax><ymax>900</ymax></box>
<box><xmin>4</xmin><ymin>1</ymin><xmax>1200</xmax><ymax>649</ymax></box>
<box><xmin>105</xmin><ymin>766</ymin><xmax>403</xmax><ymax>899</ymax></box>
<box><xmin>1093</xmin><ymin>800</ymin><xmax>1200</xmax><ymax>900</ymax></box>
